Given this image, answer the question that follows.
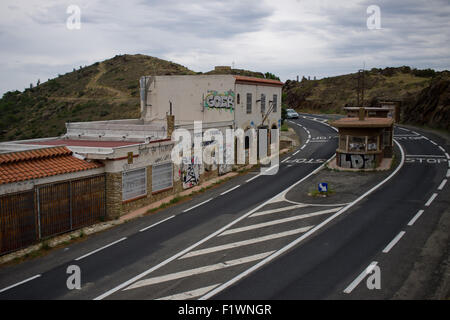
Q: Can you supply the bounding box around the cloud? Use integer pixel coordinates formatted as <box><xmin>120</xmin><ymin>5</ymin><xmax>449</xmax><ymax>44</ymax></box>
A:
<box><xmin>0</xmin><ymin>0</ymin><xmax>449</xmax><ymax>95</ymax></box>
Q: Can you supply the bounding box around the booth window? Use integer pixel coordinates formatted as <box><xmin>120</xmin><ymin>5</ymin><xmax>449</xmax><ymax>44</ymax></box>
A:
<box><xmin>367</xmin><ymin>136</ymin><xmax>378</xmax><ymax>151</ymax></box>
<box><xmin>348</xmin><ymin>136</ymin><xmax>366</xmax><ymax>152</ymax></box>
<box><xmin>339</xmin><ymin>135</ymin><xmax>347</xmax><ymax>150</ymax></box>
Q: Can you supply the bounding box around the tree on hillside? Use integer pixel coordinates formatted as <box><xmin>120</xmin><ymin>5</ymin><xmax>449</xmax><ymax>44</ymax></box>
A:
<box><xmin>264</xmin><ymin>72</ymin><xmax>280</xmax><ymax>81</ymax></box>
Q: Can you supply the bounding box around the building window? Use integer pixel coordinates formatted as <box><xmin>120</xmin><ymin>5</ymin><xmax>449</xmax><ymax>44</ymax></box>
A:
<box><xmin>152</xmin><ymin>162</ymin><xmax>173</xmax><ymax>192</ymax></box>
<box><xmin>261</xmin><ymin>94</ymin><xmax>266</xmax><ymax>114</ymax></box>
<box><xmin>237</xmin><ymin>93</ymin><xmax>240</xmax><ymax>105</ymax></box>
<box><xmin>246</xmin><ymin>93</ymin><xmax>252</xmax><ymax>114</ymax></box>
<box><xmin>122</xmin><ymin>167</ymin><xmax>147</xmax><ymax>201</ymax></box>
<box><xmin>339</xmin><ymin>135</ymin><xmax>347</xmax><ymax>150</ymax></box>
<box><xmin>367</xmin><ymin>136</ymin><xmax>378</xmax><ymax>151</ymax></box>
<box><xmin>273</xmin><ymin>94</ymin><xmax>278</xmax><ymax>113</ymax></box>
<box><xmin>348</xmin><ymin>136</ymin><xmax>366</xmax><ymax>152</ymax></box>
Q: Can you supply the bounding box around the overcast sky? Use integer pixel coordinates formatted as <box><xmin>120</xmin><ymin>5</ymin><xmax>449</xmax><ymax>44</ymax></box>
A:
<box><xmin>0</xmin><ymin>0</ymin><xmax>449</xmax><ymax>95</ymax></box>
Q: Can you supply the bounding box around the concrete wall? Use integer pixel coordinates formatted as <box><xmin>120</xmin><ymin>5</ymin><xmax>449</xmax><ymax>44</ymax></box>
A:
<box><xmin>143</xmin><ymin>75</ymin><xmax>236</xmax><ymax>126</ymax></box>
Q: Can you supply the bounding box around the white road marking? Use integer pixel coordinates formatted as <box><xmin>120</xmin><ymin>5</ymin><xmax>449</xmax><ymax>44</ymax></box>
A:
<box><xmin>180</xmin><ymin>226</ymin><xmax>313</xmax><ymax>259</ymax></box>
<box><xmin>200</xmin><ymin>140</ymin><xmax>405</xmax><ymax>300</ymax></box>
<box><xmin>343</xmin><ymin>262</ymin><xmax>378</xmax><ymax>294</ymax></box>
<box><xmin>425</xmin><ymin>193</ymin><xmax>438</xmax><ymax>207</ymax></box>
<box><xmin>300</xmin><ymin>145</ymin><xmax>306</xmax><ymax>150</ymax></box>
<box><xmin>405</xmin><ymin>154</ymin><xmax>445</xmax><ymax>158</ymax></box>
<box><xmin>293</xmin><ymin>150</ymin><xmax>300</xmax><ymax>156</ymax></box>
<box><xmin>220</xmin><ymin>207</ymin><xmax>342</xmax><ymax>236</ymax></box>
<box><xmin>438</xmin><ymin>146</ymin><xmax>446</xmax><ymax>152</ymax></box>
<box><xmin>75</xmin><ymin>237</ymin><xmax>127</xmax><ymax>261</ymax></box>
<box><xmin>447</xmin><ymin>169</ymin><xmax>450</xmax><ymax>177</ymax></box>
<box><xmin>407</xmin><ymin>210</ymin><xmax>425</xmax><ymax>226</ymax></box>
<box><xmin>445</xmin><ymin>153</ymin><xmax>450</xmax><ymax>159</ymax></box>
<box><xmin>306</xmin><ymin>139</ymin><xmax>310</xmax><ymax>144</ymax></box>
<box><xmin>156</xmin><ymin>284</ymin><xmax>221</xmax><ymax>300</ymax></box>
<box><xmin>220</xmin><ymin>185</ymin><xmax>241</xmax><ymax>196</ymax></box>
<box><xmin>438</xmin><ymin>179</ymin><xmax>447</xmax><ymax>191</ymax></box>
<box><xmin>124</xmin><ymin>251</ymin><xmax>274</xmax><ymax>290</ymax></box>
<box><xmin>0</xmin><ymin>275</ymin><xmax>41</xmax><ymax>294</ymax></box>
<box><xmin>281</xmin><ymin>157</ymin><xmax>291</xmax><ymax>163</ymax></box>
<box><xmin>430</xmin><ymin>140</ymin><xmax>438</xmax><ymax>146</ymax></box>
<box><xmin>250</xmin><ymin>204</ymin><xmax>310</xmax><ymax>217</ymax></box>
<box><xmin>182</xmin><ymin>198</ymin><xmax>212</xmax><ymax>213</ymax></box>
<box><xmin>139</xmin><ymin>216</ymin><xmax>175</xmax><ymax>232</ymax></box>
<box><xmin>382</xmin><ymin>231</ymin><xmax>406</xmax><ymax>253</ymax></box>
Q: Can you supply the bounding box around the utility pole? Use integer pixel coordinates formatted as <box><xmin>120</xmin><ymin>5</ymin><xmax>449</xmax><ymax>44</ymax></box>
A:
<box><xmin>357</xmin><ymin>69</ymin><xmax>365</xmax><ymax>107</ymax></box>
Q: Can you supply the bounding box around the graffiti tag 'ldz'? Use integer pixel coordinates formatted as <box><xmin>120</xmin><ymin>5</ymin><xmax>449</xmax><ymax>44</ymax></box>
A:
<box><xmin>340</xmin><ymin>154</ymin><xmax>375</xmax><ymax>169</ymax></box>
<box><xmin>204</xmin><ymin>90</ymin><xmax>235</xmax><ymax>111</ymax></box>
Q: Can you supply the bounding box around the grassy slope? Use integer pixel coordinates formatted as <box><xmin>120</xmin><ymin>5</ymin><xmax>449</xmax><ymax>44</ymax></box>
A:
<box><xmin>0</xmin><ymin>54</ymin><xmax>195</xmax><ymax>142</ymax></box>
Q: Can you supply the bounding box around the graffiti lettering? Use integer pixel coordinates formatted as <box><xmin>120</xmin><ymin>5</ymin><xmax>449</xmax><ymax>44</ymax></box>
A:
<box><xmin>205</xmin><ymin>90</ymin><xmax>234</xmax><ymax>111</ymax></box>
<box><xmin>340</xmin><ymin>154</ymin><xmax>375</xmax><ymax>169</ymax></box>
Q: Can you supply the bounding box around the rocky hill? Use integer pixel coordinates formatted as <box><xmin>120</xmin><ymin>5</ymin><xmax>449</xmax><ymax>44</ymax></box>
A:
<box><xmin>282</xmin><ymin>67</ymin><xmax>449</xmax><ymax>131</ymax></box>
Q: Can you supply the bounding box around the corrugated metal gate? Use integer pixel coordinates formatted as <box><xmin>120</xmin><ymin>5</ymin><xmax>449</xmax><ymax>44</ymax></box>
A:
<box><xmin>0</xmin><ymin>174</ymin><xmax>106</xmax><ymax>255</ymax></box>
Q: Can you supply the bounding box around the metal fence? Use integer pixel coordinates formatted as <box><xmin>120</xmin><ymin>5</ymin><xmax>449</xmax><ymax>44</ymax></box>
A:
<box><xmin>0</xmin><ymin>174</ymin><xmax>106</xmax><ymax>255</ymax></box>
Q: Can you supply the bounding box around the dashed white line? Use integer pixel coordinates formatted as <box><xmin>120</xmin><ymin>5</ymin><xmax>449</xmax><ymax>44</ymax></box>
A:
<box><xmin>0</xmin><ymin>274</ymin><xmax>41</xmax><ymax>294</ymax></box>
<box><xmin>182</xmin><ymin>198</ymin><xmax>213</xmax><ymax>213</ymax></box>
<box><xmin>425</xmin><ymin>193</ymin><xmax>438</xmax><ymax>207</ymax></box>
<box><xmin>281</xmin><ymin>156</ymin><xmax>291</xmax><ymax>163</ymax></box>
<box><xmin>180</xmin><ymin>226</ymin><xmax>312</xmax><ymax>259</ymax></box>
<box><xmin>156</xmin><ymin>284</ymin><xmax>221</xmax><ymax>300</ymax></box>
<box><xmin>139</xmin><ymin>216</ymin><xmax>175</xmax><ymax>232</ymax></box>
<box><xmin>220</xmin><ymin>185</ymin><xmax>241</xmax><ymax>196</ymax></box>
<box><xmin>382</xmin><ymin>231</ymin><xmax>406</xmax><ymax>253</ymax></box>
<box><xmin>75</xmin><ymin>237</ymin><xmax>127</xmax><ymax>261</ymax></box>
<box><xmin>438</xmin><ymin>179</ymin><xmax>447</xmax><ymax>190</ymax></box>
<box><xmin>447</xmin><ymin>169</ymin><xmax>450</xmax><ymax>178</ymax></box>
<box><xmin>293</xmin><ymin>150</ymin><xmax>300</xmax><ymax>156</ymax></box>
<box><xmin>343</xmin><ymin>262</ymin><xmax>378</xmax><ymax>294</ymax></box>
<box><xmin>124</xmin><ymin>251</ymin><xmax>274</xmax><ymax>290</ymax></box>
<box><xmin>408</xmin><ymin>210</ymin><xmax>425</xmax><ymax>226</ymax></box>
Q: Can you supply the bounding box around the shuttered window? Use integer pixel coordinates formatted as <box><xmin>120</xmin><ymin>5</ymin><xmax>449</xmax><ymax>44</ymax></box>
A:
<box><xmin>261</xmin><ymin>94</ymin><xmax>266</xmax><ymax>114</ymax></box>
<box><xmin>246</xmin><ymin>93</ymin><xmax>252</xmax><ymax>114</ymax></box>
<box><xmin>152</xmin><ymin>162</ymin><xmax>173</xmax><ymax>192</ymax></box>
<box><xmin>273</xmin><ymin>94</ymin><xmax>278</xmax><ymax>113</ymax></box>
<box><xmin>123</xmin><ymin>167</ymin><xmax>147</xmax><ymax>201</ymax></box>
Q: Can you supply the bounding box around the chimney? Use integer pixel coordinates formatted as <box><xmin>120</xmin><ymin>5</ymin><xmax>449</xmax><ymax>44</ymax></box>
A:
<box><xmin>167</xmin><ymin>114</ymin><xmax>175</xmax><ymax>139</ymax></box>
<box><xmin>359</xmin><ymin>107</ymin><xmax>366</xmax><ymax>121</ymax></box>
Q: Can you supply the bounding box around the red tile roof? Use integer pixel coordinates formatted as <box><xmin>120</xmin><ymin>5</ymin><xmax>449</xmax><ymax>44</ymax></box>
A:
<box><xmin>234</xmin><ymin>75</ymin><xmax>284</xmax><ymax>87</ymax></box>
<box><xmin>0</xmin><ymin>146</ymin><xmax>103</xmax><ymax>185</ymax></box>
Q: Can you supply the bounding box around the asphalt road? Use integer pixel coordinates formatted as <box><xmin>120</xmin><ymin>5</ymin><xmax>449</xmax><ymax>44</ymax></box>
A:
<box><xmin>0</xmin><ymin>115</ymin><xmax>447</xmax><ymax>300</ymax></box>
<box><xmin>0</xmin><ymin>116</ymin><xmax>337</xmax><ymax>299</ymax></box>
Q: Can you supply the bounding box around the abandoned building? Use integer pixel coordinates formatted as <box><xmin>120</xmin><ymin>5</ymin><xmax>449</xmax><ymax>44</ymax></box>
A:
<box><xmin>330</xmin><ymin>108</ymin><xmax>394</xmax><ymax>170</ymax></box>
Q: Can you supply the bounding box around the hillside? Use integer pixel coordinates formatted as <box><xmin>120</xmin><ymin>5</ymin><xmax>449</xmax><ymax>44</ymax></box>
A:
<box><xmin>0</xmin><ymin>54</ymin><xmax>196</xmax><ymax>142</ymax></box>
<box><xmin>282</xmin><ymin>67</ymin><xmax>449</xmax><ymax>131</ymax></box>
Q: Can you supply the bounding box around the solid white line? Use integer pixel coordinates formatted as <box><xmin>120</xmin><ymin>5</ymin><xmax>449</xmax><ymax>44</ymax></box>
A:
<box><xmin>182</xmin><ymin>198</ymin><xmax>212</xmax><ymax>213</ymax></box>
<box><xmin>445</xmin><ymin>153</ymin><xmax>450</xmax><ymax>159</ymax></box>
<box><xmin>139</xmin><ymin>216</ymin><xmax>175</xmax><ymax>232</ymax></box>
<box><xmin>343</xmin><ymin>262</ymin><xmax>378</xmax><ymax>294</ymax></box>
<box><xmin>200</xmin><ymin>139</ymin><xmax>405</xmax><ymax>300</ymax></box>
<box><xmin>430</xmin><ymin>140</ymin><xmax>438</xmax><ymax>146</ymax></box>
<box><xmin>382</xmin><ymin>231</ymin><xmax>406</xmax><ymax>253</ymax></box>
<box><xmin>180</xmin><ymin>226</ymin><xmax>312</xmax><ymax>259</ymax></box>
<box><xmin>425</xmin><ymin>193</ymin><xmax>438</xmax><ymax>207</ymax></box>
<box><xmin>220</xmin><ymin>185</ymin><xmax>241</xmax><ymax>196</ymax></box>
<box><xmin>405</xmin><ymin>154</ymin><xmax>445</xmax><ymax>158</ymax></box>
<box><xmin>448</xmin><ymin>160</ymin><xmax>450</xmax><ymax>168</ymax></box>
<box><xmin>408</xmin><ymin>210</ymin><xmax>425</xmax><ymax>226</ymax></box>
<box><xmin>220</xmin><ymin>207</ymin><xmax>341</xmax><ymax>236</ymax></box>
<box><xmin>438</xmin><ymin>179</ymin><xmax>447</xmax><ymax>191</ymax></box>
<box><xmin>250</xmin><ymin>204</ymin><xmax>310</xmax><ymax>217</ymax></box>
<box><xmin>0</xmin><ymin>274</ymin><xmax>41</xmax><ymax>294</ymax></box>
<box><xmin>124</xmin><ymin>251</ymin><xmax>274</xmax><ymax>290</ymax></box>
<box><xmin>293</xmin><ymin>150</ymin><xmax>300</xmax><ymax>156</ymax></box>
<box><xmin>75</xmin><ymin>237</ymin><xmax>127</xmax><ymax>261</ymax></box>
<box><xmin>156</xmin><ymin>284</ymin><xmax>221</xmax><ymax>300</ymax></box>
<box><xmin>95</xmin><ymin>152</ymin><xmax>336</xmax><ymax>300</ymax></box>
<box><xmin>438</xmin><ymin>146</ymin><xmax>445</xmax><ymax>152</ymax></box>
<box><xmin>447</xmin><ymin>169</ymin><xmax>450</xmax><ymax>178</ymax></box>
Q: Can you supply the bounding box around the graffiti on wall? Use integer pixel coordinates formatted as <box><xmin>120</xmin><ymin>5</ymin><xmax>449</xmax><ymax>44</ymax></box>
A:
<box><xmin>340</xmin><ymin>154</ymin><xmax>375</xmax><ymax>169</ymax></box>
<box><xmin>204</xmin><ymin>90</ymin><xmax>235</xmax><ymax>112</ymax></box>
<box><xmin>181</xmin><ymin>156</ymin><xmax>200</xmax><ymax>189</ymax></box>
